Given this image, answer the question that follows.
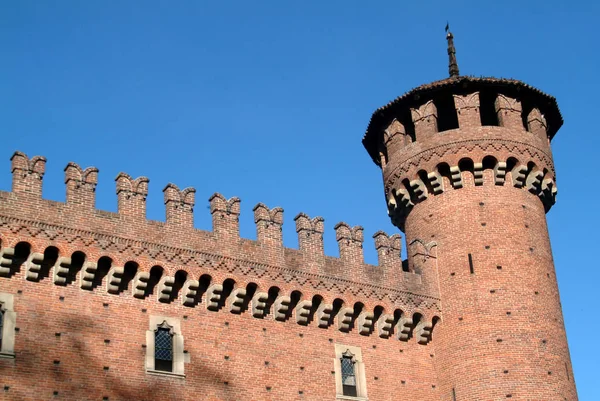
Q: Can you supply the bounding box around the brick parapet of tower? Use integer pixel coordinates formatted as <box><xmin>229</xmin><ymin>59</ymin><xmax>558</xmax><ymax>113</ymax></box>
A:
<box><xmin>0</xmin><ymin>151</ymin><xmax>436</xmax><ymax>304</ymax></box>
<box><xmin>363</xmin><ymin>77</ymin><xmax>562</xmax><ymax>229</ymax></box>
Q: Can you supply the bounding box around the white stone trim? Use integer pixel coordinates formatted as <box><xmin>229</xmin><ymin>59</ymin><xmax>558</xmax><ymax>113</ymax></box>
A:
<box><xmin>334</xmin><ymin>344</ymin><xmax>367</xmax><ymax>400</ymax></box>
<box><xmin>0</xmin><ymin>293</ymin><xmax>16</xmax><ymax>358</ymax></box>
<box><xmin>145</xmin><ymin>315</ymin><xmax>185</xmax><ymax>378</ymax></box>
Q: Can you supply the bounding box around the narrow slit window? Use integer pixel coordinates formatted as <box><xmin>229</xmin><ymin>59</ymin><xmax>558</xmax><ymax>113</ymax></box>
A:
<box><xmin>154</xmin><ymin>327</ymin><xmax>174</xmax><ymax>372</ymax></box>
<box><xmin>468</xmin><ymin>253</ymin><xmax>474</xmax><ymax>274</ymax></box>
<box><xmin>452</xmin><ymin>387</ymin><xmax>457</xmax><ymax>401</ymax></box>
<box><xmin>341</xmin><ymin>354</ymin><xmax>358</xmax><ymax>397</ymax></box>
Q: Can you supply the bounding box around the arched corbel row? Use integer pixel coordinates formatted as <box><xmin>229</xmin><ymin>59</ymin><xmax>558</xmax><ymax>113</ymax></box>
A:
<box><xmin>387</xmin><ymin>155</ymin><xmax>558</xmax><ymax>225</ymax></box>
<box><xmin>0</xmin><ymin>242</ymin><xmax>440</xmax><ymax>345</ymax></box>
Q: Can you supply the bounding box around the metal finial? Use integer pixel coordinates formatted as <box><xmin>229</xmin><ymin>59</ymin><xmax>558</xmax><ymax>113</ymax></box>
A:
<box><xmin>445</xmin><ymin>23</ymin><xmax>460</xmax><ymax>77</ymax></box>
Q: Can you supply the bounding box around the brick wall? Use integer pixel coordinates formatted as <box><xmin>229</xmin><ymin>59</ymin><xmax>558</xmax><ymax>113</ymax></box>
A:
<box><xmin>0</xmin><ymin>152</ymin><xmax>440</xmax><ymax>401</ymax></box>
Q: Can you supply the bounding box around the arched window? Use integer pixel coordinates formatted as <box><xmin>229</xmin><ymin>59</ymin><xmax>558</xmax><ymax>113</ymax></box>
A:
<box><xmin>154</xmin><ymin>323</ymin><xmax>174</xmax><ymax>372</ymax></box>
<box><xmin>145</xmin><ymin>316</ymin><xmax>185</xmax><ymax>377</ymax></box>
<box><xmin>334</xmin><ymin>344</ymin><xmax>367</xmax><ymax>399</ymax></box>
<box><xmin>341</xmin><ymin>351</ymin><xmax>358</xmax><ymax>397</ymax></box>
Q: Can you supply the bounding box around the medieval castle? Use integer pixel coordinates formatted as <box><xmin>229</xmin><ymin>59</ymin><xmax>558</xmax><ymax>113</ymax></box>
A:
<box><xmin>0</xmin><ymin>30</ymin><xmax>577</xmax><ymax>400</ymax></box>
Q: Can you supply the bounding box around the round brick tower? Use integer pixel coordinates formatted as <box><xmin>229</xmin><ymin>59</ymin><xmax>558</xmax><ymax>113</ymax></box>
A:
<box><xmin>363</xmin><ymin>30</ymin><xmax>577</xmax><ymax>400</ymax></box>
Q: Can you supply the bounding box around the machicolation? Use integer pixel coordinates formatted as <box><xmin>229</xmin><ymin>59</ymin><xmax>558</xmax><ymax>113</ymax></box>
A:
<box><xmin>0</xmin><ymin>150</ymin><xmax>441</xmax><ymax>343</ymax></box>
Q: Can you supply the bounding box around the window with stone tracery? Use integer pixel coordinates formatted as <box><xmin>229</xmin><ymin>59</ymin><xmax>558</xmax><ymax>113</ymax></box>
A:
<box><xmin>145</xmin><ymin>316</ymin><xmax>186</xmax><ymax>377</ymax></box>
<box><xmin>154</xmin><ymin>323</ymin><xmax>174</xmax><ymax>372</ymax></box>
<box><xmin>341</xmin><ymin>352</ymin><xmax>358</xmax><ymax>396</ymax></box>
<box><xmin>334</xmin><ymin>344</ymin><xmax>367</xmax><ymax>400</ymax></box>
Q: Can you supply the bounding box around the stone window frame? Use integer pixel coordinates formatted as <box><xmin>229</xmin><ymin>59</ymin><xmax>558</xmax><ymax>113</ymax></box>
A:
<box><xmin>0</xmin><ymin>293</ymin><xmax>16</xmax><ymax>359</ymax></box>
<box><xmin>145</xmin><ymin>316</ymin><xmax>185</xmax><ymax>378</ymax></box>
<box><xmin>334</xmin><ymin>344</ymin><xmax>368</xmax><ymax>400</ymax></box>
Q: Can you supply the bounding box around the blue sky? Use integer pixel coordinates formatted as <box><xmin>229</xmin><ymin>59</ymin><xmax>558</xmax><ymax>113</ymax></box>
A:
<box><xmin>1</xmin><ymin>0</ymin><xmax>598</xmax><ymax>398</ymax></box>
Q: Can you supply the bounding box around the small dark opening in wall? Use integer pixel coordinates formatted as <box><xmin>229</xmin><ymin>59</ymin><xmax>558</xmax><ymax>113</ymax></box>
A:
<box><xmin>38</xmin><ymin>246</ymin><xmax>59</xmax><ymax>281</ymax></box>
<box><xmin>378</xmin><ymin>148</ymin><xmax>388</xmax><ymax>168</ymax></box>
<box><xmin>399</xmin><ymin>108</ymin><xmax>416</xmax><ymax>142</ymax></box>
<box><xmin>120</xmin><ymin>261</ymin><xmax>138</xmax><ymax>293</ymax></box>
<box><xmin>468</xmin><ymin>253</ymin><xmax>474</xmax><ymax>274</ymax></box>
<box><xmin>285</xmin><ymin>291</ymin><xmax>303</xmax><ymax>322</ymax></box>
<box><xmin>66</xmin><ymin>251</ymin><xmax>86</xmax><ymax>285</ymax></box>
<box><xmin>11</xmin><ymin>242</ymin><xmax>31</xmax><ymax>276</ymax></box>
<box><xmin>435</xmin><ymin>95</ymin><xmax>459</xmax><ymax>132</ymax></box>
<box><xmin>521</xmin><ymin>98</ymin><xmax>533</xmax><ymax>131</ymax></box>
<box><xmin>264</xmin><ymin>286</ymin><xmax>280</xmax><ymax>317</ymax></box>
<box><xmin>171</xmin><ymin>270</ymin><xmax>188</xmax><ymax>302</ymax></box>
<box><xmin>418</xmin><ymin>170</ymin><xmax>435</xmax><ymax>195</ymax></box>
<box><xmin>197</xmin><ymin>274</ymin><xmax>212</xmax><ymax>302</ymax></box>
<box><xmin>452</xmin><ymin>388</ymin><xmax>457</xmax><ymax>401</ymax></box>
<box><xmin>93</xmin><ymin>256</ymin><xmax>112</xmax><ymax>289</ymax></box>
<box><xmin>218</xmin><ymin>279</ymin><xmax>236</xmax><ymax>309</ymax></box>
<box><xmin>480</xmin><ymin>91</ymin><xmax>499</xmax><ymax>126</ymax></box>
<box><xmin>146</xmin><ymin>265</ymin><xmax>164</xmax><ymax>296</ymax></box>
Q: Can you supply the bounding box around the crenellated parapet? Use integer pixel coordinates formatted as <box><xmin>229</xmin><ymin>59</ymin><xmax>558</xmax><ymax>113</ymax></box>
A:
<box><xmin>116</xmin><ymin>172</ymin><xmax>149</xmax><ymax>219</ymax></box>
<box><xmin>494</xmin><ymin>93</ymin><xmax>523</xmax><ymax>130</ymax></box>
<box><xmin>526</xmin><ymin>107</ymin><xmax>548</xmax><ymax>142</ymax></box>
<box><xmin>0</xmin><ymin>151</ymin><xmax>435</xmax><ymax>301</ymax></box>
<box><xmin>410</xmin><ymin>100</ymin><xmax>438</xmax><ymax>139</ymax></box>
<box><xmin>364</xmin><ymin>77</ymin><xmax>562</xmax><ymax>166</ymax></box>
<box><xmin>363</xmin><ymin>77</ymin><xmax>564</xmax><ymax>230</ymax></box>
<box><xmin>334</xmin><ymin>223</ymin><xmax>364</xmax><ymax>265</ymax></box>
<box><xmin>373</xmin><ymin>231</ymin><xmax>402</xmax><ymax>271</ymax></box>
<box><xmin>163</xmin><ymin>184</ymin><xmax>196</xmax><ymax>227</ymax></box>
<box><xmin>253</xmin><ymin>203</ymin><xmax>284</xmax><ymax>248</ymax></box>
<box><xmin>11</xmin><ymin>151</ymin><xmax>46</xmax><ymax>197</ymax></box>
<box><xmin>209</xmin><ymin>193</ymin><xmax>241</xmax><ymax>240</ymax></box>
<box><xmin>294</xmin><ymin>213</ymin><xmax>325</xmax><ymax>256</ymax></box>
<box><xmin>453</xmin><ymin>92</ymin><xmax>480</xmax><ymax>127</ymax></box>
<box><xmin>65</xmin><ymin>162</ymin><xmax>99</xmax><ymax>208</ymax></box>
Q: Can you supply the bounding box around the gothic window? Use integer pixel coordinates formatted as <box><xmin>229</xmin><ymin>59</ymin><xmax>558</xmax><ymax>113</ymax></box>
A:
<box><xmin>334</xmin><ymin>344</ymin><xmax>367</xmax><ymax>400</ymax></box>
<box><xmin>0</xmin><ymin>293</ymin><xmax>16</xmax><ymax>358</ymax></box>
<box><xmin>154</xmin><ymin>324</ymin><xmax>174</xmax><ymax>372</ymax></box>
<box><xmin>341</xmin><ymin>352</ymin><xmax>358</xmax><ymax>397</ymax></box>
<box><xmin>145</xmin><ymin>316</ymin><xmax>186</xmax><ymax>377</ymax></box>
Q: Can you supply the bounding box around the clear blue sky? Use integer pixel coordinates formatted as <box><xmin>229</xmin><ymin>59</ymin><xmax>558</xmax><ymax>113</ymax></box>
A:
<box><xmin>1</xmin><ymin>1</ymin><xmax>598</xmax><ymax>398</ymax></box>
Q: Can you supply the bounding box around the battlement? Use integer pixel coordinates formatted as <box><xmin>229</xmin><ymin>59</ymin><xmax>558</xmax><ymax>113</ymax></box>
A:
<box><xmin>0</xmin><ymin>151</ymin><xmax>438</xmax><ymax>308</ymax></box>
<box><xmin>362</xmin><ymin>77</ymin><xmax>562</xmax><ymax>230</ymax></box>
<box><xmin>363</xmin><ymin>76</ymin><xmax>562</xmax><ymax>168</ymax></box>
